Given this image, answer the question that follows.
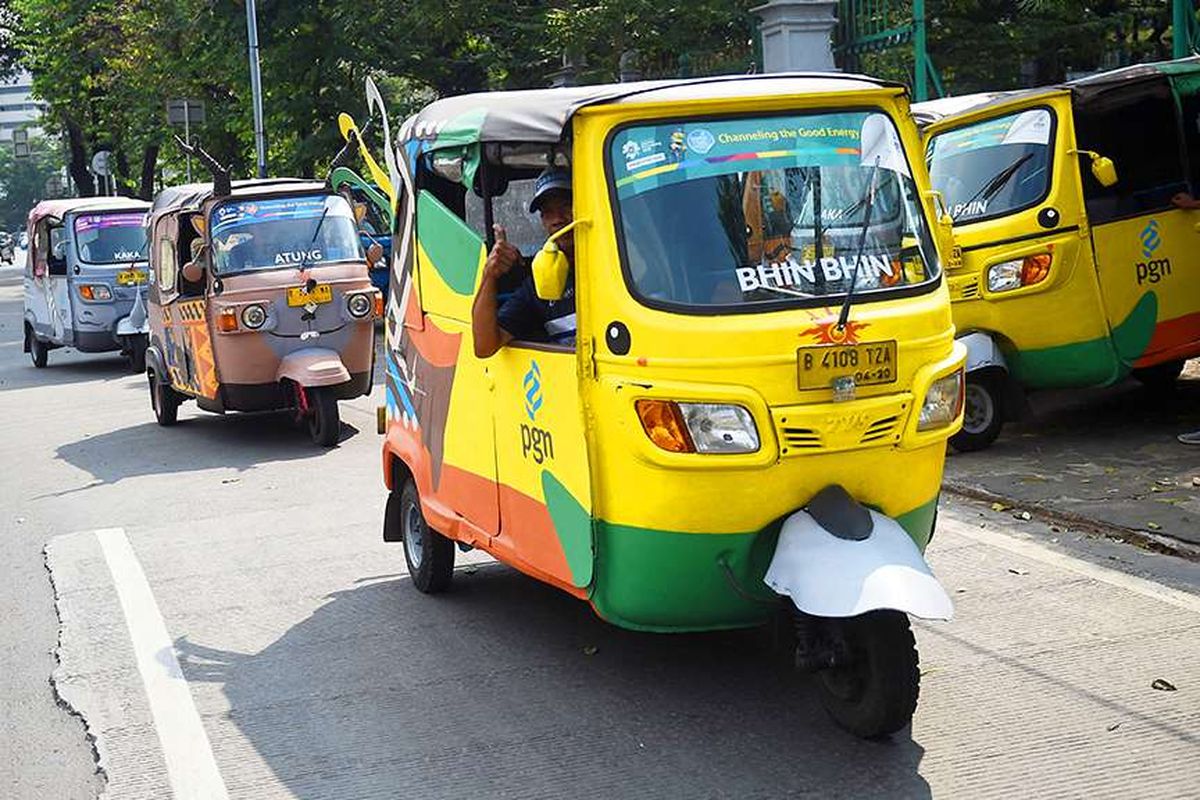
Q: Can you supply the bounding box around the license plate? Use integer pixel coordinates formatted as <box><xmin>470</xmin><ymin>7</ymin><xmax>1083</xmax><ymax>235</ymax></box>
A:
<box><xmin>116</xmin><ymin>269</ymin><xmax>147</xmax><ymax>286</ymax></box>
<box><xmin>287</xmin><ymin>284</ymin><xmax>333</xmax><ymax>307</ymax></box>
<box><xmin>797</xmin><ymin>341</ymin><xmax>898</xmax><ymax>390</ymax></box>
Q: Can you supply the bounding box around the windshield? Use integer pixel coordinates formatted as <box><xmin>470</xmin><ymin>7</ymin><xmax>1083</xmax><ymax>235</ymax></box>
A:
<box><xmin>609</xmin><ymin>111</ymin><xmax>940</xmax><ymax>310</ymax></box>
<box><xmin>927</xmin><ymin>108</ymin><xmax>1053</xmax><ymax>223</ymax></box>
<box><xmin>73</xmin><ymin>212</ymin><xmax>147</xmax><ymax>264</ymax></box>
<box><xmin>210</xmin><ymin>194</ymin><xmax>362</xmax><ymax>274</ymax></box>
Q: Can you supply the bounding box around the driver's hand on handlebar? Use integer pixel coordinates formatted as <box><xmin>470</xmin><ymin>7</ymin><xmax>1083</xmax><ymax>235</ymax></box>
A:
<box><xmin>484</xmin><ymin>225</ymin><xmax>521</xmax><ymax>280</ymax></box>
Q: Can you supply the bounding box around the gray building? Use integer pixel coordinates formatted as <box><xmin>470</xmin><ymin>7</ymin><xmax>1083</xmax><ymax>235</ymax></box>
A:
<box><xmin>0</xmin><ymin>71</ymin><xmax>45</xmax><ymax>142</ymax></box>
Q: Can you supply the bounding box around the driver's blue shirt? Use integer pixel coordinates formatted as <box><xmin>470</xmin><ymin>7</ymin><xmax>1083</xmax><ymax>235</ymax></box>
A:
<box><xmin>497</xmin><ymin>275</ymin><xmax>576</xmax><ymax>345</ymax></box>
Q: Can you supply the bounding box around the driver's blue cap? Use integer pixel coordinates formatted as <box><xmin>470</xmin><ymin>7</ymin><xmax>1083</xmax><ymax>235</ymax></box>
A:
<box><xmin>529</xmin><ymin>168</ymin><xmax>572</xmax><ymax>213</ymax></box>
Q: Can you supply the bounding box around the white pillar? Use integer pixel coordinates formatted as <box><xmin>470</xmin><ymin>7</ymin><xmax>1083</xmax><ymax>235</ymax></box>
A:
<box><xmin>753</xmin><ymin>0</ymin><xmax>839</xmax><ymax>73</ymax></box>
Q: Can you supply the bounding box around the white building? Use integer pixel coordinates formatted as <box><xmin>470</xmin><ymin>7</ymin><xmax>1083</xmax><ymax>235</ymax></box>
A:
<box><xmin>0</xmin><ymin>71</ymin><xmax>45</xmax><ymax>142</ymax></box>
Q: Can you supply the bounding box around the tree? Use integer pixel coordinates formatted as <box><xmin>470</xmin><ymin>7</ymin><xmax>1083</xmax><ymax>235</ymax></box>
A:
<box><xmin>0</xmin><ymin>132</ymin><xmax>65</xmax><ymax>230</ymax></box>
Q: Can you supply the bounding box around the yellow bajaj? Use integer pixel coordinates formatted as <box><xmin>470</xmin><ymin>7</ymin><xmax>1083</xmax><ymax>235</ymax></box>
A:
<box><xmin>378</xmin><ymin>74</ymin><xmax>966</xmax><ymax>738</ymax></box>
<box><xmin>917</xmin><ymin>58</ymin><xmax>1200</xmax><ymax>450</ymax></box>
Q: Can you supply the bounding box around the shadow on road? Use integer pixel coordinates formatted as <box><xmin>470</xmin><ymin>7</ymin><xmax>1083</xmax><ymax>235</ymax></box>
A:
<box><xmin>52</xmin><ymin>413</ymin><xmax>359</xmax><ymax>493</ymax></box>
<box><xmin>176</xmin><ymin>565</ymin><xmax>931</xmax><ymax>799</ymax></box>
<box><xmin>0</xmin><ymin>352</ymin><xmax>137</xmax><ymax>391</ymax></box>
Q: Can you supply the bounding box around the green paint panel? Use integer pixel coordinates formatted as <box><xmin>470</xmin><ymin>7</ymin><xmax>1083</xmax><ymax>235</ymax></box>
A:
<box><xmin>541</xmin><ymin>471</ymin><xmax>593</xmax><ymax>588</ymax></box>
<box><xmin>895</xmin><ymin>495</ymin><xmax>939</xmax><ymax>550</ymax></box>
<box><xmin>589</xmin><ymin>521</ymin><xmax>780</xmax><ymax>633</ymax></box>
<box><xmin>1007</xmin><ymin>292</ymin><xmax>1158</xmax><ymax>389</ymax></box>
<box><xmin>416</xmin><ymin>190</ymin><xmax>484</xmax><ymax>295</ymax></box>
<box><xmin>589</xmin><ymin>494</ymin><xmax>940</xmax><ymax>633</ymax></box>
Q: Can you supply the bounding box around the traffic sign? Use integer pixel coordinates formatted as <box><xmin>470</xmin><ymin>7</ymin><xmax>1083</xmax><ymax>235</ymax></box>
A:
<box><xmin>166</xmin><ymin>99</ymin><xmax>206</xmax><ymax>126</ymax></box>
<box><xmin>91</xmin><ymin>150</ymin><xmax>112</xmax><ymax>176</ymax></box>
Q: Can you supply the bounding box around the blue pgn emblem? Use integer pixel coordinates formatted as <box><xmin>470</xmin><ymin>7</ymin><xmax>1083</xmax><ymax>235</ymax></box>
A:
<box><xmin>523</xmin><ymin>360</ymin><xmax>543</xmax><ymax>421</ymax></box>
<box><xmin>1140</xmin><ymin>219</ymin><xmax>1161</xmax><ymax>259</ymax></box>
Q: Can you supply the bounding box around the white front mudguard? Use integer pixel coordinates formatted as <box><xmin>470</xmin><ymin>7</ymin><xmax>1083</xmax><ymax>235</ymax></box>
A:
<box><xmin>116</xmin><ymin>315</ymin><xmax>149</xmax><ymax>336</ymax></box>
<box><xmin>959</xmin><ymin>331</ymin><xmax>1007</xmax><ymax>374</ymax></box>
<box><xmin>764</xmin><ymin>509</ymin><xmax>954</xmax><ymax>621</ymax></box>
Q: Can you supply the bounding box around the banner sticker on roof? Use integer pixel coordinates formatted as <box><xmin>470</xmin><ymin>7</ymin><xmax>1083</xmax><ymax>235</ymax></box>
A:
<box><xmin>610</xmin><ymin>111</ymin><xmax>909</xmax><ymax>199</ymax></box>
<box><xmin>211</xmin><ymin>195</ymin><xmax>351</xmax><ymax>236</ymax></box>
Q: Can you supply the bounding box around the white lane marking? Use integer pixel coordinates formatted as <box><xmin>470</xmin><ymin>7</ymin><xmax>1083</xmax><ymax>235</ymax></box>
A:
<box><xmin>940</xmin><ymin>517</ymin><xmax>1200</xmax><ymax>615</ymax></box>
<box><xmin>96</xmin><ymin>528</ymin><xmax>230</xmax><ymax>800</ymax></box>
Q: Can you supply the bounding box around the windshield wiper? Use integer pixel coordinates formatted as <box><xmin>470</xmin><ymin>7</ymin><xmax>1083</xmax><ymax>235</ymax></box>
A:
<box><xmin>835</xmin><ymin>157</ymin><xmax>881</xmax><ymax>332</ymax></box>
<box><xmin>955</xmin><ymin>152</ymin><xmax>1034</xmax><ymax>219</ymax></box>
<box><xmin>296</xmin><ymin>204</ymin><xmax>332</xmax><ymax>279</ymax></box>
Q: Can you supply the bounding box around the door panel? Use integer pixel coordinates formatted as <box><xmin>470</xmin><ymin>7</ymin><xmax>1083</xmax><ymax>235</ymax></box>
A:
<box><xmin>490</xmin><ymin>346</ymin><xmax>593</xmax><ymax>589</ymax></box>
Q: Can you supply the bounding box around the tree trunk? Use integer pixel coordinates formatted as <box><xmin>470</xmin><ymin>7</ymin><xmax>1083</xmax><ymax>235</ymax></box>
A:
<box><xmin>139</xmin><ymin>144</ymin><xmax>159</xmax><ymax>200</ymax></box>
<box><xmin>115</xmin><ymin>149</ymin><xmax>131</xmax><ymax>196</ymax></box>
<box><xmin>65</xmin><ymin>119</ymin><xmax>95</xmax><ymax>197</ymax></box>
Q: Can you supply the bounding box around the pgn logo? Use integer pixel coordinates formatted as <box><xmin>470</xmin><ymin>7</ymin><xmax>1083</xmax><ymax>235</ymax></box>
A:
<box><xmin>1135</xmin><ymin>219</ymin><xmax>1172</xmax><ymax>285</ymax></box>
<box><xmin>520</xmin><ymin>360</ymin><xmax>554</xmax><ymax>463</ymax></box>
<box><xmin>1140</xmin><ymin>219</ymin><xmax>1160</xmax><ymax>259</ymax></box>
<box><xmin>523</xmin><ymin>360</ymin><xmax>543</xmax><ymax>421</ymax></box>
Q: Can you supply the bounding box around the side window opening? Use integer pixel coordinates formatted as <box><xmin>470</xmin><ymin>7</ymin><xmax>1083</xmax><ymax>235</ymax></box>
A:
<box><xmin>1074</xmin><ymin>81</ymin><xmax>1186</xmax><ymax>224</ymax></box>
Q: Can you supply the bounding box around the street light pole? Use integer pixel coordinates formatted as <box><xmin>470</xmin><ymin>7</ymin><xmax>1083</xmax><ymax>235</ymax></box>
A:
<box><xmin>245</xmin><ymin>0</ymin><xmax>267</xmax><ymax>178</ymax></box>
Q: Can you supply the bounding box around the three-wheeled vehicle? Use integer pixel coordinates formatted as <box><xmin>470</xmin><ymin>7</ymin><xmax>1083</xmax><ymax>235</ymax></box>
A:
<box><xmin>377</xmin><ymin>74</ymin><xmax>966</xmax><ymax>738</ymax></box>
<box><xmin>916</xmin><ymin>57</ymin><xmax>1200</xmax><ymax>450</ymax></box>
<box><xmin>23</xmin><ymin>197</ymin><xmax>151</xmax><ymax>371</ymax></box>
<box><xmin>144</xmin><ymin>173</ymin><xmax>381</xmax><ymax>446</ymax></box>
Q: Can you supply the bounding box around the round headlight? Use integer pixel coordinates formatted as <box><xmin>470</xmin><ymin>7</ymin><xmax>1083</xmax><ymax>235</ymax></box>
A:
<box><xmin>241</xmin><ymin>304</ymin><xmax>267</xmax><ymax>329</ymax></box>
<box><xmin>347</xmin><ymin>293</ymin><xmax>372</xmax><ymax>318</ymax></box>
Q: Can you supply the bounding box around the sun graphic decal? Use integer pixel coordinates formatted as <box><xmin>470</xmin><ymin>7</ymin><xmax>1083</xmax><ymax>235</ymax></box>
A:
<box><xmin>799</xmin><ymin>318</ymin><xmax>870</xmax><ymax>345</ymax></box>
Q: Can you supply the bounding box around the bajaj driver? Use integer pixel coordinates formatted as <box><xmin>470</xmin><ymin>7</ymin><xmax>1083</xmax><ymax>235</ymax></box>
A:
<box><xmin>471</xmin><ymin>168</ymin><xmax>575</xmax><ymax>358</ymax></box>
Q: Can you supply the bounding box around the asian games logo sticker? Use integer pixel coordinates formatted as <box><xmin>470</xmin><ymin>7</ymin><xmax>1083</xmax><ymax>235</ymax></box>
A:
<box><xmin>686</xmin><ymin>128</ymin><xmax>715</xmax><ymax>155</ymax></box>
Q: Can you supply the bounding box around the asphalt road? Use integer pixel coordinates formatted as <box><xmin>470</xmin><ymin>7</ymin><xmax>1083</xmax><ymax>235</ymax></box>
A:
<box><xmin>2</xmin><ymin>265</ymin><xmax>1198</xmax><ymax>799</ymax></box>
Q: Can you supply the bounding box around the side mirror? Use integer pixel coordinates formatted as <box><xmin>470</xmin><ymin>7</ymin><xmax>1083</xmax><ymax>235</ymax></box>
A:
<box><xmin>366</xmin><ymin>242</ymin><xmax>384</xmax><ymax>269</ymax></box>
<box><xmin>182</xmin><ymin>259</ymin><xmax>206</xmax><ymax>284</ymax></box>
<box><xmin>47</xmin><ymin>255</ymin><xmax>67</xmax><ymax>276</ymax></box>
<box><xmin>532</xmin><ymin>242</ymin><xmax>569</xmax><ymax>301</ymax></box>
<box><xmin>1090</xmin><ymin>155</ymin><xmax>1118</xmax><ymax>188</ymax></box>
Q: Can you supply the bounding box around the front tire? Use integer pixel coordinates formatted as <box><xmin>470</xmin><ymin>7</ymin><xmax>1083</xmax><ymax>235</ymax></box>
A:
<box><xmin>306</xmin><ymin>387</ymin><xmax>341</xmax><ymax>447</ymax></box>
<box><xmin>399</xmin><ymin>478</ymin><xmax>454</xmax><ymax>593</ymax></box>
<box><xmin>149</xmin><ymin>369</ymin><xmax>180</xmax><ymax>426</ymax></box>
<box><xmin>951</xmin><ymin>372</ymin><xmax>1004</xmax><ymax>452</ymax></box>
<box><xmin>126</xmin><ymin>336</ymin><xmax>148</xmax><ymax>374</ymax></box>
<box><xmin>28</xmin><ymin>327</ymin><xmax>47</xmax><ymax>369</ymax></box>
<box><xmin>811</xmin><ymin>610</ymin><xmax>921</xmax><ymax>739</ymax></box>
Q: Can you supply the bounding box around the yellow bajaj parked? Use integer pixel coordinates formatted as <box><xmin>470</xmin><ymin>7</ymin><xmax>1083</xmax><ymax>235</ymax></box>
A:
<box><xmin>378</xmin><ymin>74</ymin><xmax>966</xmax><ymax>738</ymax></box>
<box><xmin>916</xmin><ymin>58</ymin><xmax>1200</xmax><ymax>450</ymax></box>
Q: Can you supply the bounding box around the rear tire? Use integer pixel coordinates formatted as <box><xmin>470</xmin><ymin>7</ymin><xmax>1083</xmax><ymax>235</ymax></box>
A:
<box><xmin>1132</xmin><ymin>359</ymin><xmax>1184</xmax><ymax>391</ymax></box>
<box><xmin>28</xmin><ymin>327</ymin><xmax>47</xmax><ymax>369</ymax></box>
<box><xmin>399</xmin><ymin>478</ymin><xmax>454</xmax><ymax>594</ymax></box>
<box><xmin>951</xmin><ymin>372</ymin><xmax>1004</xmax><ymax>452</ymax></box>
<box><xmin>811</xmin><ymin>610</ymin><xmax>920</xmax><ymax>739</ymax></box>
<box><xmin>149</xmin><ymin>369</ymin><xmax>180</xmax><ymax>426</ymax></box>
<box><xmin>306</xmin><ymin>387</ymin><xmax>341</xmax><ymax>447</ymax></box>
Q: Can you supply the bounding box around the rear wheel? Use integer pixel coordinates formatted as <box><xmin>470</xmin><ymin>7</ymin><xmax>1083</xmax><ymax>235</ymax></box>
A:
<box><xmin>28</xmin><ymin>326</ymin><xmax>47</xmax><ymax>369</ymax></box>
<box><xmin>950</xmin><ymin>372</ymin><xmax>1004</xmax><ymax>452</ymax></box>
<box><xmin>802</xmin><ymin>609</ymin><xmax>921</xmax><ymax>739</ymax></box>
<box><xmin>149</xmin><ymin>369</ymin><xmax>180</xmax><ymax>426</ymax></box>
<box><xmin>1132</xmin><ymin>359</ymin><xmax>1184</xmax><ymax>391</ymax></box>
<box><xmin>306</xmin><ymin>386</ymin><xmax>341</xmax><ymax>447</ymax></box>
<box><xmin>399</xmin><ymin>478</ymin><xmax>454</xmax><ymax>593</ymax></box>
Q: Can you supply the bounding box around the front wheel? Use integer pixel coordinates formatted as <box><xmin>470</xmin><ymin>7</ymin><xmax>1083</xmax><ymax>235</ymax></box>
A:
<box><xmin>126</xmin><ymin>336</ymin><xmax>147</xmax><ymax>374</ymax></box>
<box><xmin>950</xmin><ymin>372</ymin><xmax>1004</xmax><ymax>452</ymax></box>
<box><xmin>28</xmin><ymin>327</ymin><xmax>47</xmax><ymax>369</ymax></box>
<box><xmin>806</xmin><ymin>610</ymin><xmax>921</xmax><ymax>739</ymax></box>
<box><xmin>398</xmin><ymin>478</ymin><xmax>455</xmax><ymax>593</ymax></box>
<box><xmin>305</xmin><ymin>386</ymin><xmax>341</xmax><ymax>447</ymax></box>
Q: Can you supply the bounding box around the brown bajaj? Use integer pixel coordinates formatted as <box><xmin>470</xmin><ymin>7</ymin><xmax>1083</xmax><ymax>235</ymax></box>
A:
<box><xmin>145</xmin><ymin>177</ymin><xmax>381</xmax><ymax>445</ymax></box>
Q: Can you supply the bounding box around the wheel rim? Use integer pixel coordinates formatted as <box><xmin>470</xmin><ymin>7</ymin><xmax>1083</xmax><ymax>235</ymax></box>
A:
<box><xmin>818</xmin><ymin>625</ymin><xmax>868</xmax><ymax>703</ymax></box>
<box><xmin>962</xmin><ymin>383</ymin><xmax>995</xmax><ymax>435</ymax></box>
<box><xmin>403</xmin><ymin>501</ymin><xmax>424</xmax><ymax>569</ymax></box>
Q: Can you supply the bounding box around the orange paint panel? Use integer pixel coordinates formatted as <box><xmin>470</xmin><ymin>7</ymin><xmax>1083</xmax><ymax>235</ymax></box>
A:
<box><xmin>408</xmin><ymin>315</ymin><xmax>461</xmax><ymax>367</ymax></box>
<box><xmin>1134</xmin><ymin>311</ymin><xmax>1200</xmax><ymax>368</ymax></box>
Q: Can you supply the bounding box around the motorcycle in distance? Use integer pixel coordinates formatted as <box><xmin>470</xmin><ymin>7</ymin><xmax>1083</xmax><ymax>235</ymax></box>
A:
<box><xmin>916</xmin><ymin>56</ymin><xmax>1200</xmax><ymax>450</ymax></box>
<box><xmin>373</xmin><ymin>73</ymin><xmax>966</xmax><ymax>738</ymax></box>
<box><xmin>22</xmin><ymin>197</ymin><xmax>151</xmax><ymax>371</ymax></box>
<box><xmin>144</xmin><ymin>140</ymin><xmax>382</xmax><ymax>446</ymax></box>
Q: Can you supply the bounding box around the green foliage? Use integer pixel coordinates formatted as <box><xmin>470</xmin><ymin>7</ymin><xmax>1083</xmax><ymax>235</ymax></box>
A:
<box><xmin>0</xmin><ymin>133</ymin><xmax>64</xmax><ymax>230</ymax></box>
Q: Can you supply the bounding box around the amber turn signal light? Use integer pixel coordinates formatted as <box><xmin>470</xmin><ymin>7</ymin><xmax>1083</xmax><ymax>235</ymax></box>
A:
<box><xmin>373</xmin><ymin>292</ymin><xmax>385</xmax><ymax>318</ymax></box>
<box><xmin>635</xmin><ymin>399</ymin><xmax>695</xmax><ymax>453</ymax></box>
<box><xmin>1020</xmin><ymin>253</ymin><xmax>1052</xmax><ymax>286</ymax></box>
<box><xmin>217</xmin><ymin>308</ymin><xmax>239</xmax><ymax>332</ymax></box>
